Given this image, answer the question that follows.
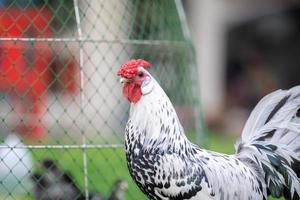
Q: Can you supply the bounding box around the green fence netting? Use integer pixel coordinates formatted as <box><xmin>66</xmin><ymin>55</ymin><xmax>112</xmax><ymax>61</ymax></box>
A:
<box><xmin>0</xmin><ymin>0</ymin><xmax>201</xmax><ymax>199</ymax></box>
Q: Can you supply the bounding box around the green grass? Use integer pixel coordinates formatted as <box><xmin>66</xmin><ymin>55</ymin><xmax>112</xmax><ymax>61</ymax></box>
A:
<box><xmin>205</xmin><ymin>131</ymin><xmax>236</xmax><ymax>154</ymax></box>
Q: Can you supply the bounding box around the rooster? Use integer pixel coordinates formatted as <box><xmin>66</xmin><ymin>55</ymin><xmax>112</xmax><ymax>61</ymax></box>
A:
<box><xmin>117</xmin><ymin>59</ymin><xmax>300</xmax><ymax>200</ymax></box>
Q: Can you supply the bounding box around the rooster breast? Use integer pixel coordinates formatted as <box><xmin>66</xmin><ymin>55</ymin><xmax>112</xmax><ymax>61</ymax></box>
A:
<box><xmin>125</xmin><ymin>129</ymin><xmax>209</xmax><ymax>199</ymax></box>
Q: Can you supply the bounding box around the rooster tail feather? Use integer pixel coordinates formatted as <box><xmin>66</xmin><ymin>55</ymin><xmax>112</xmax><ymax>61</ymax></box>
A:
<box><xmin>236</xmin><ymin>86</ymin><xmax>300</xmax><ymax>199</ymax></box>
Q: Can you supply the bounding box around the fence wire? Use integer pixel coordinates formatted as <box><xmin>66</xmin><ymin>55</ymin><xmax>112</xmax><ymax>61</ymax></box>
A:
<box><xmin>0</xmin><ymin>0</ymin><xmax>201</xmax><ymax>199</ymax></box>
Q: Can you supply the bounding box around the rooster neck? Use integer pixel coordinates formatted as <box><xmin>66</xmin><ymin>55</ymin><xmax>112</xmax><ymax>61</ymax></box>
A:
<box><xmin>125</xmin><ymin>80</ymin><xmax>192</xmax><ymax>154</ymax></box>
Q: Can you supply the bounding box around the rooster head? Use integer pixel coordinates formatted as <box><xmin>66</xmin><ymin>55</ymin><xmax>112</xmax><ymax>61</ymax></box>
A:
<box><xmin>117</xmin><ymin>59</ymin><xmax>154</xmax><ymax>103</ymax></box>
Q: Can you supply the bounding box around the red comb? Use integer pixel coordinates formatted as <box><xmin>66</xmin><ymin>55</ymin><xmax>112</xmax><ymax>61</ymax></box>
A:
<box><xmin>117</xmin><ymin>59</ymin><xmax>151</xmax><ymax>78</ymax></box>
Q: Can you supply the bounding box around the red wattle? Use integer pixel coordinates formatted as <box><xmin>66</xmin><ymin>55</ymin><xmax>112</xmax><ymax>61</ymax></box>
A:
<box><xmin>123</xmin><ymin>83</ymin><xmax>142</xmax><ymax>103</ymax></box>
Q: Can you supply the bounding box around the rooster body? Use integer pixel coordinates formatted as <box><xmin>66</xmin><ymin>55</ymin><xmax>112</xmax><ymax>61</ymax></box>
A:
<box><xmin>118</xmin><ymin>59</ymin><xmax>300</xmax><ymax>200</ymax></box>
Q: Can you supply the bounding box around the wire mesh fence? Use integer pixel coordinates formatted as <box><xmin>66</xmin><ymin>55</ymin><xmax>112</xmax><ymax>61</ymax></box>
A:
<box><xmin>0</xmin><ymin>0</ymin><xmax>201</xmax><ymax>199</ymax></box>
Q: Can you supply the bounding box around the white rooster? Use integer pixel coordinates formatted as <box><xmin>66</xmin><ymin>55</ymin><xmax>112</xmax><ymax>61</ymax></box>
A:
<box><xmin>117</xmin><ymin>59</ymin><xmax>300</xmax><ymax>200</ymax></box>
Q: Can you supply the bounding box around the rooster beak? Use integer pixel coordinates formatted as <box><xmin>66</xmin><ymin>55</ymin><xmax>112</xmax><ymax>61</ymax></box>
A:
<box><xmin>120</xmin><ymin>78</ymin><xmax>131</xmax><ymax>84</ymax></box>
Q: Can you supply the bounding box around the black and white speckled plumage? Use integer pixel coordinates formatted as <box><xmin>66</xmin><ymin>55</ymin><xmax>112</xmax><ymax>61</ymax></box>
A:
<box><xmin>122</xmin><ymin>67</ymin><xmax>300</xmax><ymax>200</ymax></box>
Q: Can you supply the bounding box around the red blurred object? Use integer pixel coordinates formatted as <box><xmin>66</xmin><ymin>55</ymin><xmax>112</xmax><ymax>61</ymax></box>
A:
<box><xmin>0</xmin><ymin>7</ymin><xmax>53</xmax><ymax>140</ymax></box>
<box><xmin>62</xmin><ymin>59</ymin><xmax>80</xmax><ymax>95</ymax></box>
<box><xmin>49</xmin><ymin>57</ymin><xmax>80</xmax><ymax>95</ymax></box>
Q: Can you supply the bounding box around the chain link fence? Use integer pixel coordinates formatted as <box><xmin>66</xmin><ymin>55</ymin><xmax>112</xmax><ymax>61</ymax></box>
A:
<box><xmin>0</xmin><ymin>0</ymin><xmax>201</xmax><ymax>199</ymax></box>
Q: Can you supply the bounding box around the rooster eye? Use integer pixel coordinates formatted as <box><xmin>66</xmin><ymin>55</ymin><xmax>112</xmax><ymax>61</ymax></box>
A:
<box><xmin>137</xmin><ymin>72</ymin><xmax>144</xmax><ymax>78</ymax></box>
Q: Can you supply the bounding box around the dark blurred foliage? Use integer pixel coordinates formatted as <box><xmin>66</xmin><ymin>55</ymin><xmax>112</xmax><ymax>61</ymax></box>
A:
<box><xmin>130</xmin><ymin>0</ymin><xmax>184</xmax><ymax>41</ymax></box>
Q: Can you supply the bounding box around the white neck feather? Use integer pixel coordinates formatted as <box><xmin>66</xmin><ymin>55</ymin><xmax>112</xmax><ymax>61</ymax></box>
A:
<box><xmin>128</xmin><ymin>77</ymin><xmax>189</xmax><ymax>152</ymax></box>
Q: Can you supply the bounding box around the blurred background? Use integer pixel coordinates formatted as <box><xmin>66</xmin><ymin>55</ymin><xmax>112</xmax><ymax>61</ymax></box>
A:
<box><xmin>0</xmin><ymin>0</ymin><xmax>299</xmax><ymax>199</ymax></box>
<box><xmin>185</xmin><ymin>0</ymin><xmax>300</xmax><ymax>136</ymax></box>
